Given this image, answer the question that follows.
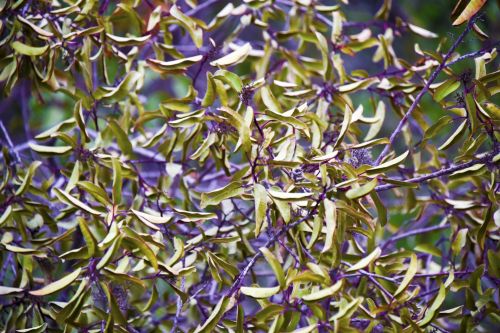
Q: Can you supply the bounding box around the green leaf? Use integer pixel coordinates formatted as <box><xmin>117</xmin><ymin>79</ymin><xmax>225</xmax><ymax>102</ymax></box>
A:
<box><xmin>194</xmin><ymin>296</ymin><xmax>232</xmax><ymax>333</ymax></box>
<box><xmin>11</xmin><ymin>41</ymin><xmax>48</xmax><ymax>56</ymax></box>
<box><xmin>108</xmin><ymin>119</ymin><xmax>133</xmax><ymax>156</ymax></box>
<box><xmin>112</xmin><ymin>158</ymin><xmax>122</xmax><ymax>205</ymax></box>
<box><xmin>346</xmin><ymin>247</ymin><xmax>381</xmax><ymax>272</ymax></box>
<box><xmin>268</xmin><ymin>189</ymin><xmax>312</xmax><ymax>201</ymax></box>
<box><xmin>219</xmin><ymin>106</ymin><xmax>251</xmax><ymax>152</ymax></box>
<box><xmin>15</xmin><ymin>323</ymin><xmax>47</xmax><ymax>333</ymax></box>
<box><xmin>322</xmin><ymin>199</ymin><xmax>337</xmax><ymax>253</ymax></box>
<box><xmin>452</xmin><ymin>0</ymin><xmax>486</xmax><ymax>25</ymax></box>
<box><xmin>254</xmin><ymin>184</ymin><xmax>268</xmax><ymax>236</ymax></box>
<box><xmin>0</xmin><ymin>286</ymin><xmax>24</xmax><ymax>295</ymax></box>
<box><xmin>210</xmin><ymin>43</ymin><xmax>251</xmax><ymax>67</ymax></box>
<box><xmin>170</xmin><ymin>5</ymin><xmax>203</xmax><ymax>48</ymax></box>
<box><xmin>367</xmin><ymin>150</ymin><xmax>409</xmax><ymax>174</ymax></box>
<box><xmin>200</xmin><ymin>181</ymin><xmax>244</xmax><ymax>208</ymax></box>
<box><xmin>29</xmin><ymin>268</ymin><xmax>81</xmax><ymax>296</ymax></box>
<box><xmin>172</xmin><ymin>208</ymin><xmax>217</xmax><ymax>222</ymax></box>
<box><xmin>260</xmin><ymin>247</ymin><xmax>286</xmax><ymax>289</ymax></box>
<box><xmin>78</xmin><ymin>217</ymin><xmax>97</xmax><ymax>257</ymax></box>
<box><xmin>261</xmin><ymin>87</ymin><xmax>282</xmax><ymax>114</ymax></box>
<box><xmin>131</xmin><ymin>209</ymin><xmax>171</xmax><ymax>230</ymax></box>
<box><xmin>302</xmin><ymin>280</ymin><xmax>343</xmax><ymax>301</ymax></box>
<box><xmin>418</xmin><ymin>284</ymin><xmax>447</xmax><ymax>326</ymax></box>
<box><xmin>394</xmin><ymin>253</ymin><xmax>418</xmax><ymax>296</ymax></box>
<box><xmin>54</xmin><ymin>188</ymin><xmax>102</xmax><ymax>215</ymax></box>
<box><xmin>15</xmin><ymin>161</ymin><xmax>41</xmax><ymax>196</ymax></box>
<box><xmin>213</xmin><ymin>69</ymin><xmax>243</xmax><ymax>92</ymax></box>
<box><xmin>334</xmin><ymin>104</ymin><xmax>352</xmax><ymax>148</ymax></box>
<box><xmin>438</xmin><ymin>120</ymin><xmax>467</xmax><ymax>150</ymax></box>
<box><xmin>433</xmin><ymin>79</ymin><xmax>461</xmax><ymax>102</ymax></box>
<box><xmin>29</xmin><ymin>143</ymin><xmax>72</xmax><ymax>155</ymax></box>
<box><xmin>147</xmin><ymin>55</ymin><xmax>203</xmax><ymax>74</ymax></box>
<box><xmin>241</xmin><ymin>285</ymin><xmax>281</xmax><ymax>298</ymax></box>
<box><xmin>346</xmin><ymin>179</ymin><xmax>378</xmax><ymax>199</ymax></box>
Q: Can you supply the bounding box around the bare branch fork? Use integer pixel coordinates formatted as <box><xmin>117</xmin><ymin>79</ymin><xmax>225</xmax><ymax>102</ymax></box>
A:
<box><xmin>375</xmin><ymin>14</ymin><xmax>480</xmax><ymax>165</ymax></box>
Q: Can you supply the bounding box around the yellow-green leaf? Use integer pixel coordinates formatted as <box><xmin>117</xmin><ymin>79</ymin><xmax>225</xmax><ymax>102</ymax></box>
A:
<box><xmin>29</xmin><ymin>268</ymin><xmax>81</xmax><ymax>296</ymax></box>
<box><xmin>210</xmin><ymin>43</ymin><xmax>251</xmax><ymax>67</ymax></box>
<box><xmin>346</xmin><ymin>247</ymin><xmax>381</xmax><ymax>272</ymax></box>
<box><xmin>241</xmin><ymin>285</ymin><xmax>281</xmax><ymax>298</ymax></box>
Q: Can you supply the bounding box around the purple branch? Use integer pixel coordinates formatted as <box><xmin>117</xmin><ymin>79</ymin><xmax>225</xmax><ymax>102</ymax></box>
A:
<box><xmin>375</xmin><ymin>15</ymin><xmax>480</xmax><ymax>165</ymax></box>
<box><xmin>375</xmin><ymin>151</ymin><xmax>495</xmax><ymax>192</ymax></box>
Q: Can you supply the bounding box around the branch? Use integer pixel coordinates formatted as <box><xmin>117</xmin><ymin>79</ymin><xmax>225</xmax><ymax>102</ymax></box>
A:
<box><xmin>381</xmin><ymin>223</ymin><xmax>450</xmax><ymax>250</ymax></box>
<box><xmin>375</xmin><ymin>151</ymin><xmax>495</xmax><ymax>192</ymax></box>
<box><xmin>225</xmin><ymin>191</ymin><xmax>325</xmax><ymax>297</ymax></box>
<box><xmin>446</xmin><ymin>40</ymin><xmax>500</xmax><ymax>67</ymax></box>
<box><xmin>375</xmin><ymin>15</ymin><xmax>480</xmax><ymax>165</ymax></box>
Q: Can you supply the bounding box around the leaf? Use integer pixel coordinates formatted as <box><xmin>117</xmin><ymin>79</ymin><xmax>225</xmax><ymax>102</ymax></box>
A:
<box><xmin>106</xmin><ymin>33</ymin><xmax>151</xmax><ymax>46</ymax></box>
<box><xmin>169</xmin><ymin>5</ymin><xmax>203</xmax><ymax>48</ymax></box>
<box><xmin>260</xmin><ymin>247</ymin><xmax>286</xmax><ymax>289</ymax></box>
<box><xmin>407</xmin><ymin>23</ymin><xmax>438</xmax><ymax>38</ymax></box>
<box><xmin>302</xmin><ymin>280</ymin><xmax>343</xmax><ymax>301</ymax></box>
<box><xmin>434</xmin><ymin>79</ymin><xmax>461</xmax><ymax>102</ymax></box>
<box><xmin>338</xmin><ymin>78</ymin><xmax>378</xmax><ymax>93</ymax></box>
<box><xmin>394</xmin><ymin>253</ymin><xmax>418</xmax><ymax>296</ymax></box>
<box><xmin>0</xmin><ymin>286</ymin><xmax>24</xmax><ymax>295</ymax></box>
<box><xmin>11</xmin><ymin>41</ymin><xmax>48</xmax><ymax>56</ymax></box>
<box><xmin>200</xmin><ymin>182</ymin><xmax>244</xmax><ymax>208</ymax></box>
<box><xmin>15</xmin><ymin>161</ymin><xmax>41</xmax><ymax>196</ymax></box>
<box><xmin>29</xmin><ymin>268</ymin><xmax>81</xmax><ymax>296</ymax></box>
<box><xmin>131</xmin><ymin>209</ymin><xmax>171</xmax><ymax>230</ymax></box>
<box><xmin>108</xmin><ymin>119</ymin><xmax>133</xmax><ymax>156</ymax></box>
<box><xmin>97</xmin><ymin>235</ymin><xmax>122</xmax><ymax>270</ymax></box>
<box><xmin>438</xmin><ymin>120</ymin><xmax>467</xmax><ymax>150</ymax></box>
<box><xmin>102</xmin><ymin>283</ymin><xmax>127</xmax><ymax>326</ymax></box>
<box><xmin>452</xmin><ymin>0</ymin><xmax>486</xmax><ymax>26</ymax></box>
<box><xmin>54</xmin><ymin>188</ymin><xmax>102</xmax><ymax>215</ymax></box>
<box><xmin>261</xmin><ymin>87</ymin><xmax>283</xmax><ymax>114</ymax></box>
<box><xmin>210</xmin><ymin>43</ymin><xmax>252</xmax><ymax>67</ymax></box>
<box><xmin>418</xmin><ymin>284</ymin><xmax>447</xmax><ymax>326</ymax></box>
<box><xmin>172</xmin><ymin>208</ymin><xmax>217</xmax><ymax>222</ymax></box>
<box><xmin>147</xmin><ymin>55</ymin><xmax>203</xmax><ymax>74</ymax></box>
<box><xmin>346</xmin><ymin>247</ymin><xmax>381</xmax><ymax>272</ymax></box>
<box><xmin>346</xmin><ymin>179</ymin><xmax>378</xmax><ymax>199</ymax></box>
<box><xmin>364</xmin><ymin>101</ymin><xmax>386</xmax><ymax>141</ymax></box>
<box><xmin>213</xmin><ymin>69</ymin><xmax>243</xmax><ymax>92</ymax></box>
<box><xmin>17</xmin><ymin>15</ymin><xmax>54</xmax><ymax>37</ymax></box>
<box><xmin>452</xmin><ymin>228</ymin><xmax>468</xmax><ymax>255</ymax></box>
<box><xmin>78</xmin><ymin>217</ymin><xmax>97</xmax><ymax>257</ymax></box>
<box><xmin>29</xmin><ymin>143</ymin><xmax>72</xmax><ymax>155</ymax></box>
<box><xmin>334</xmin><ymin>104</ymin><xmax>352</xmax><ymax>148</ymax></box>
<box><xmin>194</xmin><ymin>296</ymin><xmax>232</xmax><ymax>333</ymax></box>
<box><xmin>219</xmin><ymin>106</ymin><xmax>251</xmax><ymax>152</ymax></box>
<box><xmin>254</xmin><ymin>184</ymin><xmax>268</xmax><ymax>236</ymax></box>
<box><xmin>0</xmin><ymin>206</ymin><xmax>13</xmax><ymax>227</ymax></box>
<box><xmin>322</xmin><ymin>199</ymin><xmax>337</xmax><ymax>253</ymax></box>
<box><xmin>367</xmin><ymin>150</ymin><xmax>409</xmax><ymax>174</ymax></box>
<box><xmin>268</xmin><ymin>189</ymin><xmax>312</xmax><ymax>201</ymax></box>
<box><xmin>123</xmin><ymin>231</ymin><xmax>158</xmax><ymax>271</ymax></box>
<box><xmin>16</xmin><ymin>323</ymin><xmax>47</xmax><ymax>333</ymax></box>
<box><xmin>241</xmin><ymin>285</ymin><xmax>281</xmax><ymax>298</ymax></box>
<box><xmin>112</xmin><ymin>158</ymin><xmax>122</xmax><ymax>205</ymax></box>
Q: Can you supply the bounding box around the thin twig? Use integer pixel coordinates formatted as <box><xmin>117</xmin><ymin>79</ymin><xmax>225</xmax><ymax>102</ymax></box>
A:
<box><xmin>0</xmin><ymin>121</ymin><xmax>21</xmax><ymax>163</ymax></box>
<box><xmin>375</xmin><ymin>15</ymin><xmax>480</xmax><ymax>165</ymax></box>
<box><xmin>375</xmin><ymin>151</ymin><xmax>495</xmax><ymax>192</ymax></box>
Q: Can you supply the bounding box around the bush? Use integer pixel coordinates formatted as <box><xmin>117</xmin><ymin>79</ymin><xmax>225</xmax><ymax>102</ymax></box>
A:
<box><xmin>0</xmin><ymin>0</ymin><xmax>499</xmax><ymax>332</ymax></box>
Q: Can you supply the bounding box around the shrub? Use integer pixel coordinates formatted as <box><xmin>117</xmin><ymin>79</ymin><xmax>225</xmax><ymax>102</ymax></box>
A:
<box><xmin>0</xmin><ymin>0</ymin><xmax>499</xmax><ymax>332</ymax></box>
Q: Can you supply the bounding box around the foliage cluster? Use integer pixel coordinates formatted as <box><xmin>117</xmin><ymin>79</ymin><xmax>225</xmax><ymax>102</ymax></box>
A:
<box><xmin>0</xmin><ymin>0</ymin><xmax>499</xmax><ymax>332</ymax></box>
